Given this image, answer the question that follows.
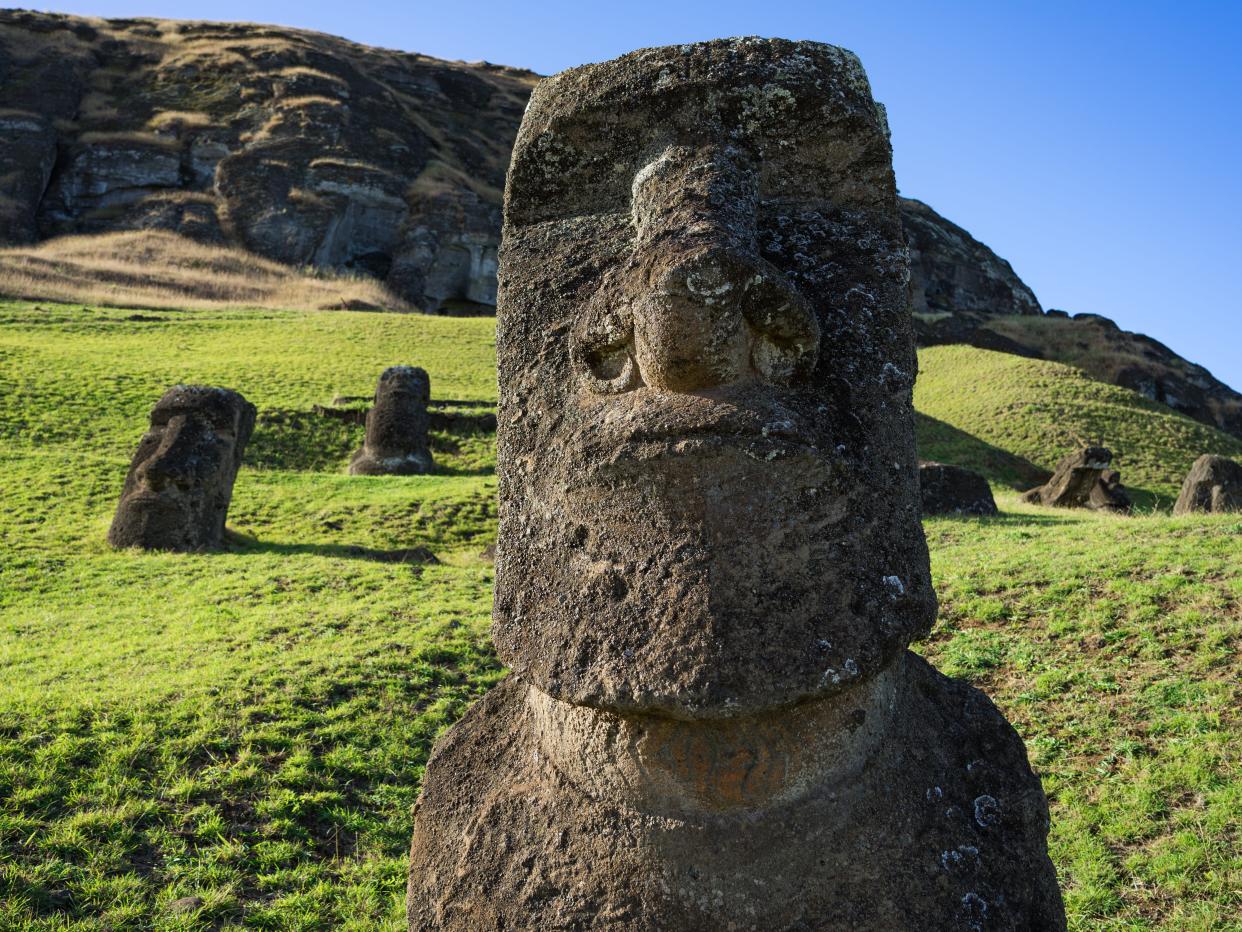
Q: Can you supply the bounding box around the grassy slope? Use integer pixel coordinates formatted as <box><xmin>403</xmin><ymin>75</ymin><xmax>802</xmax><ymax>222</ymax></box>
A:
<box><xmin>915</xmin><ymin>345</ymin><xmax>1242</xmax><ymax>507</ymax></box>
<box><xmin>1</xmin><ymin>301</ymin><xmax>1239</xmax><ymax>929</ymax></box>
<box><xmin>0</xmin><ymin>232</ymin><xmax>414</xmax><ymax>313</ymax></box>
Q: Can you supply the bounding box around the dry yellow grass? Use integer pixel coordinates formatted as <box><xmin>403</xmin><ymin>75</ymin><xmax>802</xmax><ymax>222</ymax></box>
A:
<box><xmin>0</xmin><ymin>231</ymin><xmax>414</xmax><ymax>312</ymax></box>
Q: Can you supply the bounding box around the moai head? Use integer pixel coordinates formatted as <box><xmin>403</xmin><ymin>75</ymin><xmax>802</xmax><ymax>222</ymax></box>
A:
<box><xmin>349</xmin><ymin>366</ymin><xmax>434</xmax><ymax>475</ymax></box>
<box><xmin>108</xmin><ymin>385</ymin><xmax>256</xmax><ymax>551</ymax></box>
<box><xmin>493</xmin><ymin>39</ymin><xmax>936</xmax><ymax>718</ymax></box>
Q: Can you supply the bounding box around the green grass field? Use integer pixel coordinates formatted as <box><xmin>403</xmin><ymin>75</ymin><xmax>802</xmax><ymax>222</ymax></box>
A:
<box><xmin>1</xmin><ymin>301</ymin><xmax>1239</xmax><ymax>930</ymax></box>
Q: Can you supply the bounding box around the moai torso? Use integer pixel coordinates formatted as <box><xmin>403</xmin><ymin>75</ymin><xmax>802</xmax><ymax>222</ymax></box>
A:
<box><xmin>349</xmin><ymin>366</ymin><xmax>435</xmax><ymax>475</ymax></box>
<box><xmin>108</xmin><ymin>385</ymin><xmax>255</xmax><ymax>551</ymax></box>
<box><xmin>408</xmin><ymin>39</ymin><xmax>1065</xmax><ymax>931</ymax></box>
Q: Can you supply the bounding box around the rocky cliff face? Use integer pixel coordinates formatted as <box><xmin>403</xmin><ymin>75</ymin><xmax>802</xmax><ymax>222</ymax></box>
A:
<box><xmin>0</xmin><ymin>10</ymin><xmax>534</xmax><ymax>310</ymax></box>
<box><xmin>900</xmin><ymin>196</ymin><xmax>1042</xmax><ymax>317</ymax></box>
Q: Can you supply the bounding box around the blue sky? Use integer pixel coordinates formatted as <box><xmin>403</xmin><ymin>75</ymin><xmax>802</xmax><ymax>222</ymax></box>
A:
<box><xmin>38</xmin><ymin>0</ymin><xmax>1242</xmax><ymax>389</ymax></box>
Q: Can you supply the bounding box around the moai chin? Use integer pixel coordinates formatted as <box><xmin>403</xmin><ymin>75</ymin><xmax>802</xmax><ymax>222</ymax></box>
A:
<box><xmin>349</xmin><ymin>366</ymin><xmax>435</xmax><ymax>475</ymax></box>
<box><xmin>409</xmin><ymin>39</ymin><xmax>1065</xmax><ymax>930</ymax></box>
<box><xmin>108</xmin><ymin>385</ymin><xmax>255</xmax><ymax>551</ymax></box>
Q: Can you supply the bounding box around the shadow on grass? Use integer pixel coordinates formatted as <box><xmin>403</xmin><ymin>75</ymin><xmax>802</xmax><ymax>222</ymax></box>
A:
<box><xmin>915</xmin><ymin>413</ymin><xmax>1050</xmax><ymax>490</ymax></box>
<box><xmin>925</xmin><ymin>510</ymin><xmax>1079</xmax><ymax>527</ymax></box>
<box><xmin>223</xmin><ymin>532</ymin><xmax>438</xmax><ymax>564</ymax></box>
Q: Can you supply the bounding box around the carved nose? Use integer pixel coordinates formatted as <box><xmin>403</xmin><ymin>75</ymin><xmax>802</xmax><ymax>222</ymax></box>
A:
<box><xmin>631</xmin><ymin>247</ymin><xmax>820</xmax><ymax>393</ymax></box>
<box><xmin>137</xmin><ymin>419</ymin><xmax>198</xmax><ymax>489</ymax></box>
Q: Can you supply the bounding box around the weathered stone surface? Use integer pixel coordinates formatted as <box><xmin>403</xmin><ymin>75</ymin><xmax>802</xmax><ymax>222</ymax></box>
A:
<box><xmin>0</xmin><ymin>112</ymin><xmax>58</xmax><ymax>244</ymax></box>
<box><xmin>901</xmin><ymin>197</ymin><xmax>1042</xmax><ymax>318</ymax></box>
<box><xmin>920</xmin><ymin>461</ymin><xmax>999</xmax><ymax>516</ymax></box>
<box><xmin>1022</xmin><ymin>446</ymin><xmax>1129</xmax><ymax>512</ymax></box>
<box><xmin>408</xmin><ymin>38</ymin><xmax>1062</xmax><ymax>930</ymax></box>
<box><xmin>1173</xmin><ymin>454</ymin><xmax>1242</xmax><ymax>515</ymax></box>
<box><xmin>40</xmin><ymin>141</ymin><xmax>182</xmax><ymax>229</ymax></box>
<box><xmin>491</xmin><ymin>38</ymin><xmax>934</xmax><ymax>717</ymax></box>
<box><xmin>108</xmin><ymin>385</ymin><xmax>255</xmax><ymax>551</ymax></box>
<box><xmin>349</xmin><ymin>366</ymin><xmax>434</xmax><ymax>475</ymax></box>
<box><xmin>1090</xmin><ymin>468</ymin><xmax>1132</xmax><ymax>514</ymax></box>
<box><xmin>409</xmin><ymin>659</ymin><xmax>1062</xmax><ymax>931</ymax></box>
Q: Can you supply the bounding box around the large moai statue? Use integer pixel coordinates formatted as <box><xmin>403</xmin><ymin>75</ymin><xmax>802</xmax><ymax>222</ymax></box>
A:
<box><xmin>108</xmin><ymin>385</ymin><xmax>255</xmax><ymax>551</ymax></box>
<box><xmin>349</xmin><ymin>366</ymin><xmax>435</xmax><ymax>475</ymax></box>
<box><xmin>408</xmin><ymin>39</ymin><xmax>1065</xmax><ymax>930</ymax></box>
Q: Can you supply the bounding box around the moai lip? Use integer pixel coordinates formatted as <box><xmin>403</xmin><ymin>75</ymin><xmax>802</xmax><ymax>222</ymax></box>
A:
<box><xmin>108</xmin><ymin>385</ymin><xmax>255</xmax><ymax>551</ymax></box>
<box><xmin>493</xmin><ymin>37</ymin><xmax>936</xmax><ymax>719</ymax></box>
<box><xmin>349</xmin><ymin>365</ymin><xmax>435</xmax><ymax>475</ymax></box>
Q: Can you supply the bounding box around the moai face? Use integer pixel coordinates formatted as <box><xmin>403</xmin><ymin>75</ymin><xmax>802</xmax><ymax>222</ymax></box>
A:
<box><xmin>494</xmin><ymin>39</ymin><xmax>936</xmax><ymax>718</ymax></box>
<box><xmin>367</xmin><ymin>366</ymin><xmax>431</xmax><ymax>457</ymax></box>
<box><xmin>350</xmin><ymin>366</ymin><xmax>434</xmax><ymax>475</ymax></box>
<box><xmin>108</xmin><ymin>386</ymin><xmax>255</xmax><ymax>551</ymax></box>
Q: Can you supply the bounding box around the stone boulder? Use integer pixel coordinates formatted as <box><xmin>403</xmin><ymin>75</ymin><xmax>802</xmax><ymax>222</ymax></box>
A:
<box><xmin>40</xmin><ymin>139</ymin><xmax>182</xmax><ymax>231</ymax></box>
<box><xmin>1173</xmin><ymin>454</ymin><xmax>1242</xmax><ymax>515</ymax></box>
<box><xmin>349</xmin><ymin>366</ymin><xmax>434</xmax><ymax>475</ymax></box>
<box><xmin>919</xmin><ymin>461</ymin><xmax>999</xmax><ymax>516</ymax></box>
<box><xmin>108</xmin><ymin>385</ymin><xmax>255</xmax><ymax>551</ymax></box>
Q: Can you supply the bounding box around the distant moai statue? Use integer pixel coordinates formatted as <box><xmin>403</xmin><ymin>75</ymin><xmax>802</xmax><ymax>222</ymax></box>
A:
<box><xmin>108</xmin><ymin>385</ymin><xmax>255</xmax><ymax>551</ymax></box>
<box><xmin>1023</xmin><ymin>446</ymin><xmax>1130</xmax><ymax>512</ymax></box>
<box><xmin>407</xmin><ymin>39</ymin><xmax>1065</xmax><ymax>930</ymax></box>
<box><xmin>1173</xmin><ymin>454</ymin><xmax>1242</xmax><ymax>514</ymax></box>
<box><xmin>349</xmin><ymin>366</ymin><xmax>435</xmax><ymax>475</ymax></box>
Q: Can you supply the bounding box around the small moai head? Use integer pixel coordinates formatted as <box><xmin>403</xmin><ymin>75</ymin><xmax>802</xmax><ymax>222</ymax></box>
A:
<box><xmin>108</xmin><ymin>385</ymin><xmax>256</xmax><ymax>551</ymax></box>
<box><xmin>349</xmin><ymin>366</ymin><xmax>434</xmax><ymax>475</ymax></box>
<box><xmin>494</xmin><ymin>38</ymin><xmax>936</xmax><ymax>718</ymax></box>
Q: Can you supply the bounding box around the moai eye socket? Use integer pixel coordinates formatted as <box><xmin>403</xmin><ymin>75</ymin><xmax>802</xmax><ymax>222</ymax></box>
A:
<box><xmin>743</xmin><ymin>275</ymin><xmax>820</xmax><ymax>386</ymax></box>
<box><xmin>574</xmin><ymin>331</ymin><xmax>639</xmax><ymax>394</ymax></box>
<box><xmin>573</xmin><ymin>305</ymin><xmax>640</xmax><ymax>394</ymax></box>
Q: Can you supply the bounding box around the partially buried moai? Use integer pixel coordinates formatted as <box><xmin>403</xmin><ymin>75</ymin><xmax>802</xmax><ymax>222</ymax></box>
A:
<box><xmin>349</xmin><ymin>366</ymin><xmax>435</xmax><ymax>475</ymax></box>
<box><xmin>408</xmin><ymin>39</ymin><xmax>1065</xmax><ymax>930</ymax></box>
<box><xmin>109</xmin><ymin>385</ymin><xmax>255</xmax><ymax>551</ymax></box>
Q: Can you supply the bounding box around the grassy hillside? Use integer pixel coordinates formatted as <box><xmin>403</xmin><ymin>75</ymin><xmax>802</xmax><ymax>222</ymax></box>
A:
<box><xmin>1</xmin><ymin>301</ymin><xmax>1239</xmax><ymax>929</ymax></box>
<box><xmin>0</xmin><ymin>232</ymin><xmax>412</xmax><ymax>312</ymax></box>
<box><xmin>915</xmin><ymin>345</ymin><xmax>1242</xmax><ymax>507</ymax></box>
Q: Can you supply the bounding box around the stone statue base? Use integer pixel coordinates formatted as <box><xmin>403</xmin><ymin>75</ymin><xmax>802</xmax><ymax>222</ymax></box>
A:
<box><xmin>347</xmin><ymin>449</ymin><xmax>434</xmax><ymax>476</ymax></box>
<box><xmin>407</xmin><ymin>654</ymin><xmax>1064</xmax><ymax>931</ymax></box>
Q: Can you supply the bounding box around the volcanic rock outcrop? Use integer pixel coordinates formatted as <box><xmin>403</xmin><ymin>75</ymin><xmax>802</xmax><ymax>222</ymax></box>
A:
<box><xmin>902</xmin><ymin>197</ymin><xmax>1041</xmax><ymax>319</ymax></box>
<box><xmin>1173</xmin><ymin>454</ymin><xmax>1242</xmax><ymax>515</ymax></box>
<box><xmin>349</xmin><ymin>366</ymin><xmax>434</xmax><ymax>475</ymax></box>
<box><xmin>919</xmin><ymin>461</ymin><xmax>999</xmax><ymax>516</ymax></box>
<box><xmin>1022</xmin><ymin>446</ymin><xmax>1131</xmax><ymax>512</ymax></box>
<box><xmin>407</xmin><ymin>38</ymin><xmax>1064</xmax><ymax>930</ymax></box>
<box><xmin>108</xmin><ymin>385</ymin><xmax>255</xmax><ymax>551</ymax></box>
<box><xmin>0</xmin><ymin>10</ymin><xmax>534</xmax><ymax>310</ymax></box>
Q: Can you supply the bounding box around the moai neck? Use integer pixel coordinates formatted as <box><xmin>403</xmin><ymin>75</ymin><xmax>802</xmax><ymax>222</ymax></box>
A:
<box><xmin>526</xmin><ymin>658</ymin><xmax>904</xmax><ymax>817</ymax></box>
